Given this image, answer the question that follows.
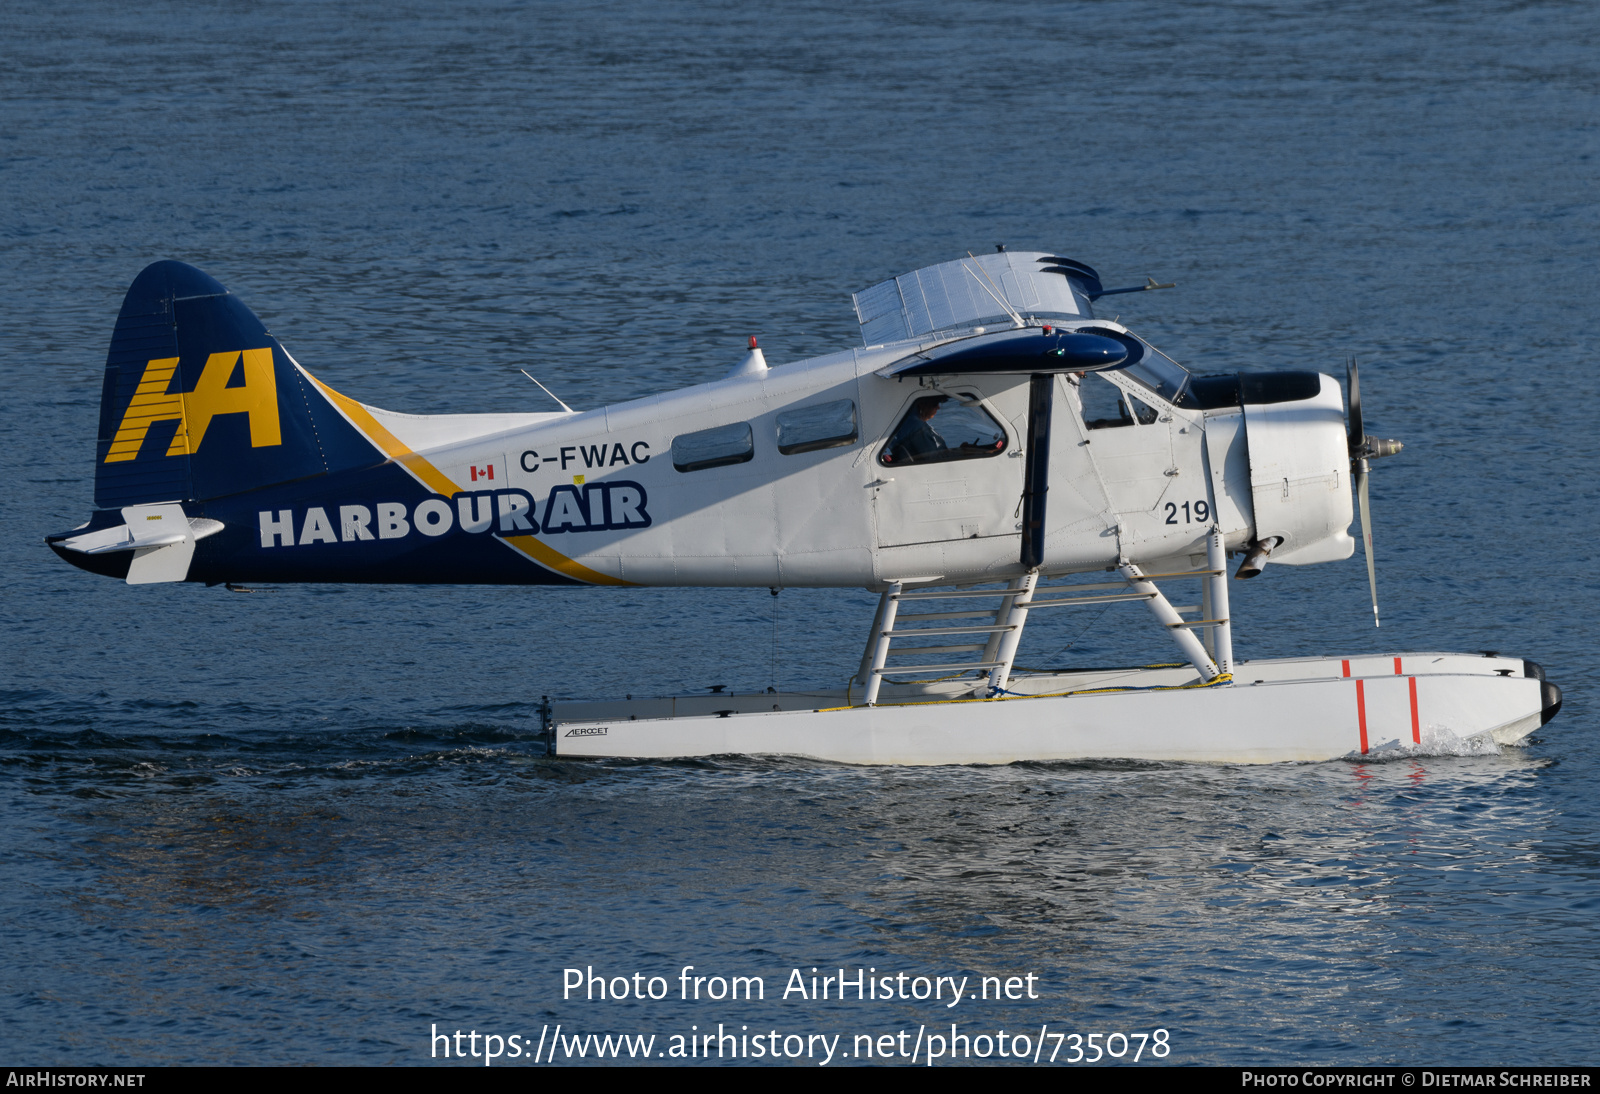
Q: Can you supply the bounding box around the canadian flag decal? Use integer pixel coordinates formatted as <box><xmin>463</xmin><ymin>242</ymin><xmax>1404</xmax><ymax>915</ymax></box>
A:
<box><xmin>469</xmin><ymin>464</ymin><xmax>495</xmax><ymax>482</ymax></box>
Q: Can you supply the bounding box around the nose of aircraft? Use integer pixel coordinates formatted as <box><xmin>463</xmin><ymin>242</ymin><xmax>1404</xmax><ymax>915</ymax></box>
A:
<box><xmin>1345</xmin><ymin>359</ymin><xmax>1405</xmax><ymax>464</ymax></box>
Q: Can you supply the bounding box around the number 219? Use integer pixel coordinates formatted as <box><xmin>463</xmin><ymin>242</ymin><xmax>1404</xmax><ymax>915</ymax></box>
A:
<box><xmin>1164</xmin><ymin>500</ymin><xmax>1210</xmax><ymax>525</ymax></box>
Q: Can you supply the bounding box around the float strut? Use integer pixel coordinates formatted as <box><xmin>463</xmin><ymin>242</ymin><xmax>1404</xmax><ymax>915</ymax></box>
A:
<box><xmin>985</xmin><ymin>571</ymin><xmax>1038</xmax><ymax>696</ymax></box>
<box><xmin>1120</xmin><ymin>563</ymin><xmax>1220</xmax><ymax>682</ymax></box>
<box><xmin>861</xmin><ymin>582</ymin><xmax>903</xmax><ymax>707</ymax></box>
<box><xmin>854</xmin><ymin>587</ymin><xmax>894</xmax><ymax>688</ymax></box>
<box><xmin>1206</xmin><ymin>527</ymin><xmax>1234</xmax><ymax>676</ymax></box>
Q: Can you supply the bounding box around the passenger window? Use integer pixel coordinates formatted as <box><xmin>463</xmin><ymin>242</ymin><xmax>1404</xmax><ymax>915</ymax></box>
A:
<box><xmin>776</xmin><ymin>399</ymin><xmax>858</xmax><ymax>455</ymax></box>
<box><xmin>878</xmin><ymin>394</ymin><xmax>1007</xmax><ymax>467</ymax></box>
<box><xmin>672</xmin><ymin>422</ymin><xmax>754</xmax><ymax>472</ymax></box>
<box><xmin>1076</xmin><ymin>373</ymin><xmax>1156</xmax><ymax>430</ymax></box>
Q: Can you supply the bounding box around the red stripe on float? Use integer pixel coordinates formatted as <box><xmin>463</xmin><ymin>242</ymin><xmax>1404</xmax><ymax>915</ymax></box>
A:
<box><xmin>1355</xmin><ymin>679</ymin><xmax>1369</xmax><ymax>753</ymax></box>
<box><xmin>1342</xmin><ymin>659</ymin><xmax>1351</xmax><ymax>678</ymax></box>
<box><xmin>1394</xmin><ymin>656</ymin><xmax>1403</xmax><ymax>675</ymax></box>
<box><xmin>1409</xmin><ymin>676</ymin><xmax>1421</xmax><ymax>745</ymax></box>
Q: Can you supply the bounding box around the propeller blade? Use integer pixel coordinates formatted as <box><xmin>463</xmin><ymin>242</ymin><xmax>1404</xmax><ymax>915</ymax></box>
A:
<box><xmin>1346</xmin><ymin>356</ymin><xmax>1364</xmax><ymax>455</ymax></box>
<box><xmin>1356</xmin><ymin>461</ymin><xmax>1380</xmax><ymax>628</ymax></box>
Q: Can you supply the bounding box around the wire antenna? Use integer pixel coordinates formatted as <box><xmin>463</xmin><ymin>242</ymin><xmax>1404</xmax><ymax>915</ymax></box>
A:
<box><xmin>519</xmin><ymin>370</ymin><xmax>576</xmax><ymax>413</ymax></box>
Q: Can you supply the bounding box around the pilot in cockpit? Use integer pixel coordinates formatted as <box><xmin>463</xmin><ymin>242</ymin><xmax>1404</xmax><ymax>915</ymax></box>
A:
<box><xmin>885</xmin><ymin>395</ymin><xmax>950</xmax><ymax>463</ymax></box>
<box><xmin>882</xmin><ymin>395</ymin><xmax>1007</xmax><ymax>465</ymax></box>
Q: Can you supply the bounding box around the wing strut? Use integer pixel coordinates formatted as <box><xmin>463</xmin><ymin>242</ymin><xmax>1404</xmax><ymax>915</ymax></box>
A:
<box><xmin>1020</xmin><ymin>373</ymin><xmax>1053</xmax><ymax>568</ymax></box>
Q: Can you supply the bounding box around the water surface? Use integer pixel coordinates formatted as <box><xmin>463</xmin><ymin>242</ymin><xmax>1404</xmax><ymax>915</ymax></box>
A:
<box><xmin>2</xmin><ymin>0</ymin><xmax>1597</xmax><ymax>1065</ymax></box>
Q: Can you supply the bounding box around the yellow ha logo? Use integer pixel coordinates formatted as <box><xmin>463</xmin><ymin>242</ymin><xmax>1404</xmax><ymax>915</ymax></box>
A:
<box><xmin>104</xmin><ymin>349</ymin><xmax>281</xmax><ymax>463</ymax></box>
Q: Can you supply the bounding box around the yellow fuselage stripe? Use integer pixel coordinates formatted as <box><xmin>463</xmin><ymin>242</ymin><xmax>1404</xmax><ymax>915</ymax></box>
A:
<box><xmin>300</xmin><ymin>369</ymin><xmax>629</xmax><ymax>586</ymax></box>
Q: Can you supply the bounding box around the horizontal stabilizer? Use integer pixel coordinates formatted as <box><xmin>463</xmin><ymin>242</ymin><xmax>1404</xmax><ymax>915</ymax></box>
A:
<box><xmin>52</xmin><ymin>503</ymin><xmax>225</xmax><ymax>584</ymax></box>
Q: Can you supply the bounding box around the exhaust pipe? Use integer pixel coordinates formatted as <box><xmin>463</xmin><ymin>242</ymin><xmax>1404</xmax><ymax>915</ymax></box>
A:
<box><xmin>1234</xmin><ymin>536</ymin><xmax>1282</xmax><ymax>580</ymax></box>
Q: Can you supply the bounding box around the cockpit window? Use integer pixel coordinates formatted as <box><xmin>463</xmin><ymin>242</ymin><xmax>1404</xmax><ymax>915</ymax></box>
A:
<box><xmin>1077</xmin><ymin>373</ymin><xmax>1157</xmax><ymax>430</ymax></box>
<box><xmin>878</xmin><ymin>395</ymin><xmax>1007</xmax><ymax>467</ymax></box>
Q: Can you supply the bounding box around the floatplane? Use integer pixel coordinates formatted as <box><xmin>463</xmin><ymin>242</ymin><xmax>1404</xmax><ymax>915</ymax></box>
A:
<box><xmin>49</xmin><ymin>251</ymin><xmax>1561</xmax><ymax>764</ymax></box>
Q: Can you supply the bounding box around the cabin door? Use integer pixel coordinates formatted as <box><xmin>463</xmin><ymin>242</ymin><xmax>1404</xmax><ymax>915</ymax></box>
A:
<box><xmin>871</xmin><ymin>382</ymin><xmax>1026</xmax><ymax>549</ymax></box>
<box><xmin>1073</xmin><ymin>372</ymin><xmax>1208</xmax><ymax>556</ymax></box>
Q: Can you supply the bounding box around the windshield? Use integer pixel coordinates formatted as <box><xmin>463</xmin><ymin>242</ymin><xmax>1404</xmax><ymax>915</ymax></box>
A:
<box><xmin>1122</xmin><ymin>350</ymin><xmax>1190</xmax><ymax>404</ymax></box>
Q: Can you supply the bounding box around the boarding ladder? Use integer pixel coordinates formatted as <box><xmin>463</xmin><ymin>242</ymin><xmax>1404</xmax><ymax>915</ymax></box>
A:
<box><xmin>853</xmin><ymin>529</ymin><xmax>1235</xmax><ymax>706</ymax></box>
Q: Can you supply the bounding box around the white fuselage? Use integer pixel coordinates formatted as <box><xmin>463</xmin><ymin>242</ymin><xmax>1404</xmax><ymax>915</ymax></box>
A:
<box><xmin>355</xmin><ymin>321</ymin><xmax>1354</xmax><ymax>588</ymax></box>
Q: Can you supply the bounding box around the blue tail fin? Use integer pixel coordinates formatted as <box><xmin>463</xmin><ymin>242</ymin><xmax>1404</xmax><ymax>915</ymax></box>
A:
<box><xmin>95</xmin><ymin>261</ymin><xmax>376</xmax><ymax>507</ymax></box>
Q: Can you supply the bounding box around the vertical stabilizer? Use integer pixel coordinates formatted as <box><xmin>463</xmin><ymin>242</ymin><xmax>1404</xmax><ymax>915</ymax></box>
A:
<box><xmin>95</xmin><ymin>260</ymin><xmax>376</xmax><ymax>507</ymax></box>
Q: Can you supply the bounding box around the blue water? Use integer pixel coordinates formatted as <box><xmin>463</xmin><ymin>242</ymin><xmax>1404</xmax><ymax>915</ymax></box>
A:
<box><xmin>3</xmin><ymin>0</ymin><xmax>1598</xmax><ymax>1066</ymax></box>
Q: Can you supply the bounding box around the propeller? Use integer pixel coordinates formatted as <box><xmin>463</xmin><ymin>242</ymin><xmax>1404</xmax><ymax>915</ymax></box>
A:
<box><xmin>1346</xmin><ymin>358</ymin><xmax>1404</xmax><ymax>628</ymax></box>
